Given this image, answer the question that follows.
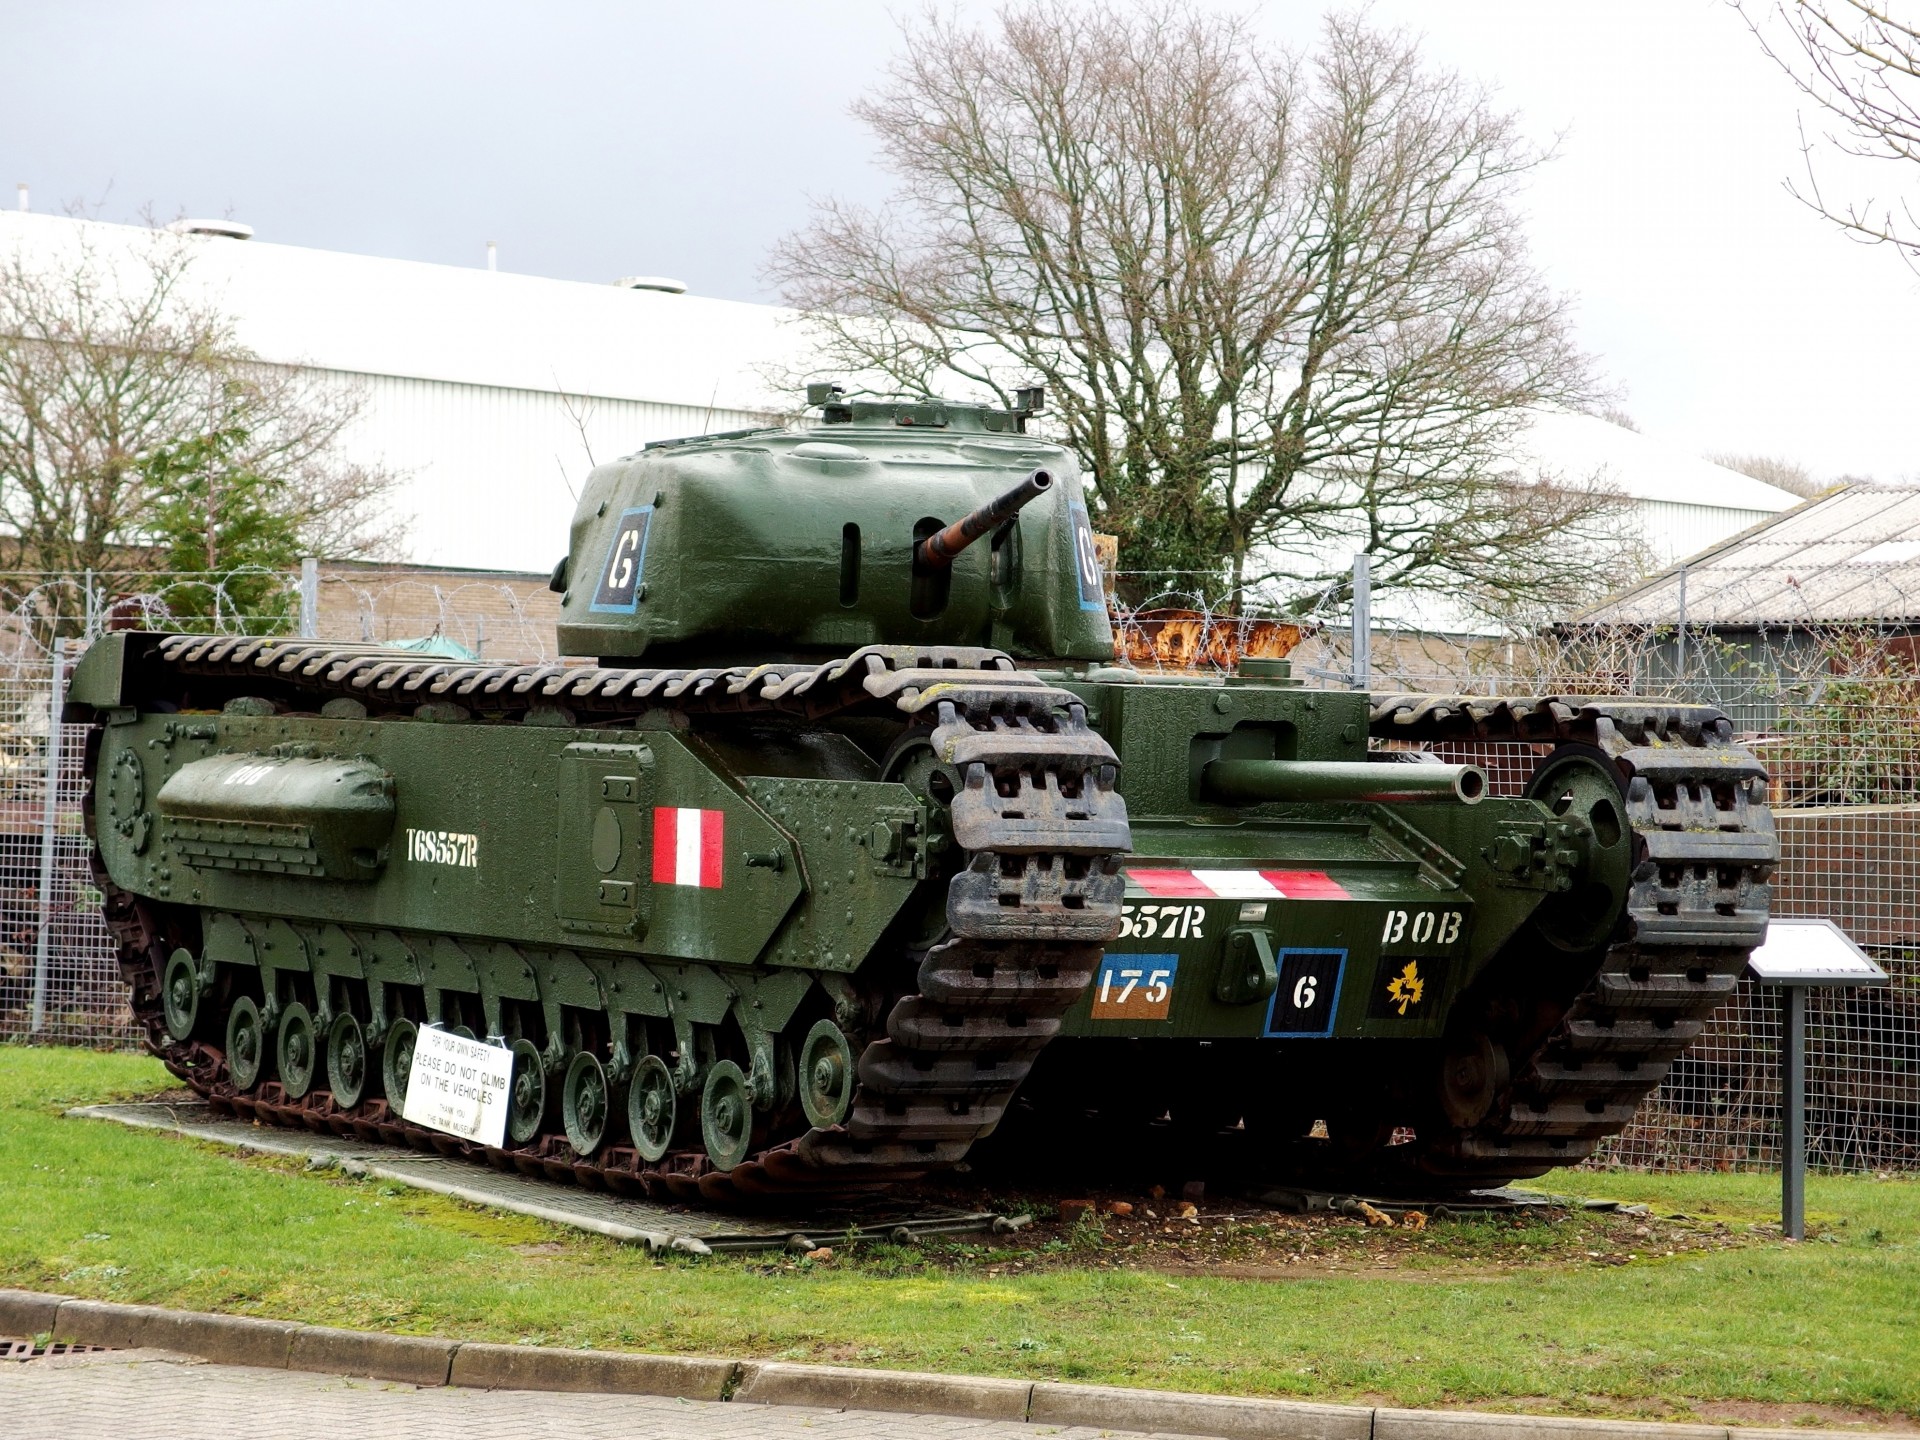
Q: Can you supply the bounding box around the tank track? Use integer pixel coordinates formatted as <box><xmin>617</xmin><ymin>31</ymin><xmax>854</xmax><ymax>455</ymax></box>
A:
<box><xmin>1367</xmin><ymin>693</ymin><xmax>1775</xmax><ymax>1180</ymax></box>
<box><xmin>88</xmin><ymin>637</ymin><xmax>1129</xmax><ymax>1204</ymax></box>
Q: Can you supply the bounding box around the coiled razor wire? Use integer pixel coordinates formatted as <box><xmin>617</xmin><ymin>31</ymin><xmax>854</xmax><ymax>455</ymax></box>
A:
<box><xmin>2</xmin><ymin>561</ymin><xmax>1918</xmax><ymax>1175</ymax></box>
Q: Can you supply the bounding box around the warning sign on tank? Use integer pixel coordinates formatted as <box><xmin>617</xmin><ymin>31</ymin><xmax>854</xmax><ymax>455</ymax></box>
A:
<box><xmin>403</xmin><ymin>1025</ymin><xmax>513</xmax><ymax>1147</ymax></box>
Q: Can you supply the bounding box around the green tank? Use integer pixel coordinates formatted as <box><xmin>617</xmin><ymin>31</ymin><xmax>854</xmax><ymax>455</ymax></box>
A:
<box><xmin>70</xmin><ymin>389</ymin><xmax>1775</xmax><ymax>1202</ymax></box>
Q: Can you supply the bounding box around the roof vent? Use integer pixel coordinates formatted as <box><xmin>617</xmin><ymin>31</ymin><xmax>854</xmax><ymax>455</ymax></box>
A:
<box><xmin>613</xmin><ymin>275</ymin><xmax>687</xmax><ymax>294</ymax></box>
<box><xmin>167</xmin><ymin>218</ymin><xmax>254</xmax><ymax>241</ymax></box>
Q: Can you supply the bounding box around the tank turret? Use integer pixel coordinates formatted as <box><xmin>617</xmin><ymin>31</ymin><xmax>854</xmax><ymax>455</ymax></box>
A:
<box><xmin>551</xmin><ymin>391</ymin><xmax>1111</xmax><ymax>664</ymax></box>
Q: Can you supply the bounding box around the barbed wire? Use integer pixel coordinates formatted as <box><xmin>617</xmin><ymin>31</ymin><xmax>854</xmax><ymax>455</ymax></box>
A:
<box><xmin>3</xmin><ymin>564</ymin><xmax>1919</xmax><ymax>1176</ymax></box>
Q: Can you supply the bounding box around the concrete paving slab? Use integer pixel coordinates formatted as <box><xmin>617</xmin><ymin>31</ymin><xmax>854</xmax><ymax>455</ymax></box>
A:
<box><xmin>70</xmin><ymin>1101</ymin><xmax>1001</xmax><ymax>1252</ymax></box>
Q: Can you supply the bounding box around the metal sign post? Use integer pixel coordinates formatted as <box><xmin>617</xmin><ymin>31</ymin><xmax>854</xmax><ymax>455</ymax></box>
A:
<box><xmin>1350</xmin><ymin>553</ymin><xmax>1371</xmax><ymax>689</ymax></box>
<box><xmin>1746</xmin><ymin>918</ymin><xmax>1889</xmax><ymax>1240</ymax></box>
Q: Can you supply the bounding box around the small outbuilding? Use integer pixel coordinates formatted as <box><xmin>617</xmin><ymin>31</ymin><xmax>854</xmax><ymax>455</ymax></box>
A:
<box><xmin>1567</xmin><ymin>484</ymin><xmax>1920</xmax><ymax>733</ymax></box>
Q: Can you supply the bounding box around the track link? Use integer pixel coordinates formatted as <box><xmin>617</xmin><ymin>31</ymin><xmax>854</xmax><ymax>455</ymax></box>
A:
<box><xmin>1368</xmin><ymin>693</ymin><xmax>1775</xmax><ymax>1180</ymax></box>
<box><xmin>88</xmin><ymin>637</ymin><xmax>1129</xmax><ymax>1203</ymax></box>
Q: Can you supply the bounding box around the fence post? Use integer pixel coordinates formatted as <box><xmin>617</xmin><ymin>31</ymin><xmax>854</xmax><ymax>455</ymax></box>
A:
<box><xmin>299</xmin><ymin>556</ymin><xmax>319</xmax><ymax>638</ymax></box>
<box><xmin>1675</xmin><ymin>564</ymin><xmax>1688</xmax><ymax>695</ymax></box>
<box><xmin>29</xmin><ymin>639</ymin><xmax>68</xmax><ymax>1034</ymax></box>
<box><xmin>1351</xmin><ymin>552</ymin><xmax>1371</xmax><ymax>690</ymax></box>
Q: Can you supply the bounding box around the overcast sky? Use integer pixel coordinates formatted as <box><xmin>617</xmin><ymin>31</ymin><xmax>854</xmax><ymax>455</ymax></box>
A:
<box><xmin>4</xmin><ymin>0</ymin><xmax>1916</xmax><ymax>483</ymax></box>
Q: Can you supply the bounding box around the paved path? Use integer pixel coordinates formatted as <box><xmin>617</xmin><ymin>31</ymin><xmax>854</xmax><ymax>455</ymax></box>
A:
<box><xmin>0</xmin><ymin>1349</ymin><xmax>1179</xmax><ymax>1440</ymax></box>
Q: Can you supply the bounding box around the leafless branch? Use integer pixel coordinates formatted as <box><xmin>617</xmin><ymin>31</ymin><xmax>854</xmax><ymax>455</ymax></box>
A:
<box><xmin>0</xmin><ymin>225</ymin><xmax>406</xmax><ymax>618</ymax></box>
<box><xmin>768</xmin><ymin>3</ymin><xmax>1616</xmax><ymax>623</ymax></box>
<box><xmin>1738</xmin><ymin>0</ymin><xmax>1920</xmax><ymax>264</ymax></box>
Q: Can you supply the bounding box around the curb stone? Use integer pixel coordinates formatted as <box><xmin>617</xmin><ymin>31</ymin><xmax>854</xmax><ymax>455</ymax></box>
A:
<box><xmin>0</xmin><ymin>1288</ymin><xmax>69</xmax><ymax>1340</ymax></box>
<box><xmin>2</xmin><ymin>1291</ymin><xmax>1910</xmax><ymax>1440</ymax></box>
<box><xmin>733</xmin><ymin>1360</ymin><xmax>1032</xmax><ymax>1420</ymax></box>
<box><xmin>451</xmin><ymin>1341</ymin><xmax>736</xmax><ymax>1400</ymax></box>
<box><xmin>1031</xmin><ymin>1381</ymin><xmax>1373</xmax><ymax>1440</ymax></box>
<box><xmin>1375</xmin><ymin>1410</ymin><xmax>1731</xmax><ymax>1440</ymax></box>
<box><xmin>52</xmin><ymin>1298</ymin><xmax>298</xmax><ymax>1369</ymax></box>
<box><xmin>288</xmin><ymin>1324</ymin><xmax>455</xmax><ymax>1386</ymax></box>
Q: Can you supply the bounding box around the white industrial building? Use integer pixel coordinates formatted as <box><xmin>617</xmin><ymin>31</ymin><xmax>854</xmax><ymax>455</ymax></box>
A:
<box><xmin>0</xmin><ymin>210</ymin><xmax>1799</xmax><ymax>580</ymax></box>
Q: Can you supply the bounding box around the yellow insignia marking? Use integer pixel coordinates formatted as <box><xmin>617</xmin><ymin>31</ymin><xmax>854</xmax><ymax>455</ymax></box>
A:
<box><xmin>1386</xmin><ymin>960</ymin><xmax>1425</xmax><ymax>1015</ymax></box>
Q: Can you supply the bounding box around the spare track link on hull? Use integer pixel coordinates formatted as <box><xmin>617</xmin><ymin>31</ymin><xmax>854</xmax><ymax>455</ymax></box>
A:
<box><xmin>1368</xmin><ymin>693</ymin><xmax>1776</xmax><ymax>1180</ymax></box>
<box><xmin>90</xmin><ymin>638</ymin><xmax>1130</xmax><ymax>1204</ymax></box>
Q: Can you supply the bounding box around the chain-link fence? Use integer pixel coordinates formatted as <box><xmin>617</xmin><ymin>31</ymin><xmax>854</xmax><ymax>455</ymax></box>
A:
<box><xmin>7</xmin><ymin>556</ymin><xmax>1919</xmax><ymax>1176</ymax></box>
<box><xmin>0</xmin><ymin>563</ymin><xmax>559</xmax><ymax>1047</ymax></box>
<box><xmin>1106</xmin><ymin>558</ymin><xmax>1920</xmax><ymax>1175</ymax></box>
<box><xmin>0</xmin><ymin>639</ymin><xmax>117</xmax><ymax>1046</ymax></box>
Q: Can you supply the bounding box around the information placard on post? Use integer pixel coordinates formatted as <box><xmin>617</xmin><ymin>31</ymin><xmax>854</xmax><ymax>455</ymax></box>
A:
<box><xmin>1745</xmin><ymin>918</ymin><xmax>1889</xmax><ymax>1241</ymax></box>
<box><xmin>1747</xmin><ymin>917</ymin><xmax>1888</xmax><ymax>985</ymax></box>
<box><xmin>403</xmin><ymin>1026</ymin><xmax>513</xmax><ymax>1148</ymax></box>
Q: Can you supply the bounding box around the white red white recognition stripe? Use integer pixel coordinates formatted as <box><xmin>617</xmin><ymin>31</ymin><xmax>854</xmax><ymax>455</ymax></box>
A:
<box><xmin>1126</xmin><ymin>868</ymin><xmax>1349</xmax><ymax>900</ymax></box>
<box><xmin>652</xmin><ymin>807</ymin><xmax>724</xmax><ymax>888</ymax></box>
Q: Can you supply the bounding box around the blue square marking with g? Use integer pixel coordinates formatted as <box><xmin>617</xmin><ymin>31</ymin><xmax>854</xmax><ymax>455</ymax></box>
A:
<box><xmin>1263</xmin><ymin>949</ymin><xmax>1347</xmax><ymax>1038</ymax></box>
<box><xmin>1068</xmin><ymin>501</ymin><xmax>1106</xmax><ymax>611</ymax></box>
<box><xmin>590</xmin><ymin>505</ymin><xmax>654</xmax><ymax>614</ymax></box>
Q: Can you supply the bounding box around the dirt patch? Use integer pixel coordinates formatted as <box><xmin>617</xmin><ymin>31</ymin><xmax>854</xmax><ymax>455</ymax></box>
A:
<box><xmin>807</xmin><ymin>1184</ymin><xmax>1769</xmax><ymax>1281</ymax></box>
<box><xmin>1416</xmin><ymin>1395</ymin><xmax>1920</xmax><ymax>1433</ymax></box>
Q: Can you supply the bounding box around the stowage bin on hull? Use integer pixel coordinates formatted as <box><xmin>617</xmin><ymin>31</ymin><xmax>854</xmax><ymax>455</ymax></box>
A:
<box><xmin>70</xmin><ymin>390</ymin><xmax>1774</xmax><ymax>1205</ymax></box>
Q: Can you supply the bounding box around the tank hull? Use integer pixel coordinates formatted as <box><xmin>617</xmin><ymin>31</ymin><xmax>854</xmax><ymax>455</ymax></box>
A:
<box><xmin>73</xmin><ymin>630</ymin><xmax>1774</xmax><ymax>1203</ymax></box>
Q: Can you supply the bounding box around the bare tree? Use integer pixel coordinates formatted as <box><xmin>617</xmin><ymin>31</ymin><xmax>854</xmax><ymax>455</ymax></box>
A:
<box><xmin>0</xmin><ymin>223</ymin><xmax>403</xmax><ymax>634</ymax></box>
<box><xmin>1740</xmin><ymin>1</ymin><xmax>1920</xmax><ymax>263</ymax></box>
<box><xmin>1706</xmin><ymin>451</ymin><xmax>1830</xmax><ymax>499</ymax></box>
<box><xmin>770</xmin><ymin>4</ymin><xmax>1629</xmax><ymax>619</ymax></box>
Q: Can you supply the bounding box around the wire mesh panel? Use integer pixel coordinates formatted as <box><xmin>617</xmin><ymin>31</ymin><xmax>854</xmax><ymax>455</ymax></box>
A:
<box><xmin>3</xmin><ymin>561</ymin><xmax>1918</xmax><ymax>1173</ymax></box>
<box><xmin>1592</xmin><ymin>958</ymin><xmax>1920</xmax><ymax>1173</ymax></box>
<box><xmin>0</xmin><ymin>565</ymin><xmax>560</xmax><ymax>1048</ymax></box>
<box><xmin>0</xmin><ymin>643</ymin><xmax>128</xmax><ymax>1046</ymax></box>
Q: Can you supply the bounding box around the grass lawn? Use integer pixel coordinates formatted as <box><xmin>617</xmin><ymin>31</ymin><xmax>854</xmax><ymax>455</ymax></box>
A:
<box><xmin>2</xmin><ymin>1045</ymin><xmax>1916</xmax><ymax>1426</ymax></box>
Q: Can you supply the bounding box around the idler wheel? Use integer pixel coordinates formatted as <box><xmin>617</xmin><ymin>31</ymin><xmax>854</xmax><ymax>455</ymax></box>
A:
<box><xmin>162</xmin><ymin>948</ymin><xmax>200</xmax><ymax>1043</ymax></box>
<box><xmin>701</xmin><ymin>1059</ymin><xmax>754</xmax><ymax>1172</ymax></box>
<box><xmin>1525</xmin><ymin>744</ymin><xmax>1634</xmax><ymax>953</ymax></box>
<box><xmin>277</xmin><ymin>1002</ymin><xmax>319</xmax><ymax>1099</ymax></box>
<box><xmin>628</xmin><ymin>1054</ymin><xmax>677</xmax><ymax>1163</ymax></box>
<box><xmin>226</xmin><ymin>996</ymin><xmax>269</xmax><ymax>1092</ymax></box>
<box><xmin>507</xmin><ymin>1038</ymin><xmax>548</xmax><ymax>1146</ymax></box>
<box><xmin>798</xmin><ymin>1019</ymin><xmax>855</xmax><ymax>1129</ymax></box>
<box><xmin>563</xmin><ymin>1050</ymin><xmax>611</xmax><ymax>1157</ymax></box>
<box><xmin>382</xmin><ymin>1018</ymin><xmax>420</xmax><ymax>1114</ymax></box>
<box><xmin>327</xmin><ymin>1013</ymin><xmax>370</xmax><ymax>1109</ymax></box>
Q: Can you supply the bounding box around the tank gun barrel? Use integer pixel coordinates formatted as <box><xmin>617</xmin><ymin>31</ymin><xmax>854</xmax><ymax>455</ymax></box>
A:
<box><xmin>917</xmin><ymin>469</ymin><xmax>1053</xmax><ymax>568</ymax></box>
<box><xmin>1202</xmin><ymin>758</ymin><xmax>1486</xmax><ymax>806</ymax></box>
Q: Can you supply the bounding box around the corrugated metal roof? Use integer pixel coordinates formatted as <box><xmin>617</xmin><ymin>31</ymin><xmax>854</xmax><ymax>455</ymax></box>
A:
<box><xmin>1573</xmin><ymin>485</ymin><xmax>1920</xmax><ymax>625</ymax></box>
